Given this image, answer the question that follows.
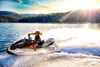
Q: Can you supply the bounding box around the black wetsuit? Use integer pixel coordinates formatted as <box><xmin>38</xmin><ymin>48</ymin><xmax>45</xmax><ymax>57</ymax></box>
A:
<box><xmin>35</xmin><ymin>35</ymin><xmax>44</xmax><ymax>48</ymax></box>
<box><xmin>35</xmin><ymin>35</ymin><xmax>41</xmax><ymax>41</ymax></box>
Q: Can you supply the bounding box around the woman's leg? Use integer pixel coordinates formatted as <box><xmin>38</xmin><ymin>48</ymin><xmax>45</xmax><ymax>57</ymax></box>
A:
<box><xmin>33</xmin><ymin>43</ymin><xmax>38</xmax><ymax>51</ymax></box>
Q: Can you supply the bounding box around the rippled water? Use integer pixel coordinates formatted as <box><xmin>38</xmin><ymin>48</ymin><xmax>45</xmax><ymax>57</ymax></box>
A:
<box><xmin>0</xmin><ymin>23</ymin><xmax>100</xmax><ymax>67</ymax></box>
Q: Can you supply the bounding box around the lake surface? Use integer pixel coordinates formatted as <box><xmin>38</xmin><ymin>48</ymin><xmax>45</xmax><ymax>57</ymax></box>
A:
<box><xmin>0</xmin><ymin>23</ymin><xmax>100</xmax><ymax>67</ymax></box>
<box><xmin>0</xmin><ymin>23</ymin><xmax>70</xmax><ymax>51</ymax></box>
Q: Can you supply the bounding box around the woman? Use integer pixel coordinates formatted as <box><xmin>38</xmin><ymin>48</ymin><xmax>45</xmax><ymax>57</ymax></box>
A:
<box><xmin>29</xmin><ymin>31</ymin><xmax>42</xmax><ymax>51</ymax></box>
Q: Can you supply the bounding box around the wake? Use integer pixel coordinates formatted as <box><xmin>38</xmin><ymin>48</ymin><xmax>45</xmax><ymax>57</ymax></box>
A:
<box><xmin>42</xmin><ymin>23</ymin><xmax>100</xmax><ymax>48</ymax></box>
<box><xmin>0</xmin><ymin>49</ymin><xmax>100</xmax><ymax>67</ymax></box>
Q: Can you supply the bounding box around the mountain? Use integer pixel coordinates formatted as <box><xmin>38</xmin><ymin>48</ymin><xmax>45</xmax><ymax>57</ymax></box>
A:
<box><xmin>0</xmin><ymin>10</ymin><xmax>100</xmax><ymax>23</ymax></box>
<box><xmin>0</xmin><ymin>11</ymin><xmax>21</xmax><ymax>17</ymax></box>
<box><xmin>18</xmin><ymin>10</ymin><xmax>100</xmax><ymax>23</ymax></box>
<box><xmin>0</xmin><ymin>11</ymin><xmax>22</xmax><ymax>22</ymax></box>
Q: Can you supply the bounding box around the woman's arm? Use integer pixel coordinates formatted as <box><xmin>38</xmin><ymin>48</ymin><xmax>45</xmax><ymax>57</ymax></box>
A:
<box><xmin>29</xmin><ymin>33</ymin><xmax>35</xmax><ymax>35</ymax></box>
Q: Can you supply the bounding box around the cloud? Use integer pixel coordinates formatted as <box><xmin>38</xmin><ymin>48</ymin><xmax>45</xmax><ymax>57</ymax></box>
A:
<box><xmin>18</xmin><ymin>0</ymin><xmax>23</xmax><ymax>3</ymax></box>
<box><xmin>0</xmin><ymin>0</ymin><xmax>31</xmax><ymax>13</ymax></box>
<box><xmin>1</xmin><ymin>0</ymin><xmax>100</xmax><ymax>14</ymax></box>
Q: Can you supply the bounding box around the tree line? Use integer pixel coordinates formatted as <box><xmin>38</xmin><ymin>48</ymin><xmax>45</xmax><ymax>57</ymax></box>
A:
<box><xmin>0</xmin><ymin>11</ymin><xmax>100</xmax><ymax>23</ymax></box>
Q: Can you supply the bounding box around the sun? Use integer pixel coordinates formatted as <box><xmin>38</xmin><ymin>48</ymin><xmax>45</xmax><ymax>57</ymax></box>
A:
<box><xmin>68</xmin><ymin>0</ymin><xmax>100</xmax><ymax>11</ymax></box>
<box><xmin>49</xmin><ymin>0</ymin><xmax>100</xmax><ymax>13</ymax></box>
<box><xmin>78</xmin><ymin>0</ymin><xmax>100</xmax><ymax>10</ymax></box>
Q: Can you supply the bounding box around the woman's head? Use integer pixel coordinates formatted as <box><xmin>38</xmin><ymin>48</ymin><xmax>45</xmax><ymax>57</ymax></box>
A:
<box><xmin>34</xmin><ymin>31</ymin><xmax>43</xmax><ymax>36</ymax></box>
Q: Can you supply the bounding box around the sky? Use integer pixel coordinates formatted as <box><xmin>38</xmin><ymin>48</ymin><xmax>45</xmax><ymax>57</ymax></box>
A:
<box><xmin>0</xmin><ymin>0</ymin><xmax>100</xmax><ymax>14</ymax></box>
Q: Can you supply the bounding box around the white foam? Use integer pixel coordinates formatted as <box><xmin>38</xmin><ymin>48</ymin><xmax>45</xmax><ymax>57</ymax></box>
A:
<box><xmin>42</xmin><ymin>23</ymin><xmax>100</xmax><ymax>47</ymax></box>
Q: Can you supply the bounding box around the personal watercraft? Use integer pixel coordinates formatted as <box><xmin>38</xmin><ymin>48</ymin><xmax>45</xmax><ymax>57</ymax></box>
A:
<box><xmin>6</xmin><ymin>35</ymin><xmax>60</xmax><ymax>55</ymax></box>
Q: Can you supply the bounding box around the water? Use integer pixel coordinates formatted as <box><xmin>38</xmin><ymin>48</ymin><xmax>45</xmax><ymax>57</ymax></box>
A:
<box><xmin>0</xmin><ymin>23</ymin><xmax>100</xmax><ymax>67</ymax></box>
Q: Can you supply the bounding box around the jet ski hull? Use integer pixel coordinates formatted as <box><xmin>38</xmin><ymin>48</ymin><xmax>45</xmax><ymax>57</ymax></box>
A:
<box><xmin>6</xmin><ymin>38</ymin><xmax>60</xmax><ymax>55</ymax></box>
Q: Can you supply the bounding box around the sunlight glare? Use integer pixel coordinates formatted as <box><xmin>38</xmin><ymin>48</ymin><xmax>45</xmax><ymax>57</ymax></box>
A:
<box><xmin>79</xmin><ymin>0</ymin><xmax>100</xmax><ymax>10</ymax></box>
<box><xmin>51</xmin><ymin>0</ymin><xmax>100</xmax><ymax>13</ymax></box>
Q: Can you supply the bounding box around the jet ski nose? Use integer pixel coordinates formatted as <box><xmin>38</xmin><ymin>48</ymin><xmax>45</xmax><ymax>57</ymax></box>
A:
<box><xmin>48</xmin><ymin>38</ymin><xmax>55</xmax><ymax>43</ymax></box>
<box><xmin>42</xmin><ymin>38</ymin><xmax>55</xmax><ymax>47</ymax></box>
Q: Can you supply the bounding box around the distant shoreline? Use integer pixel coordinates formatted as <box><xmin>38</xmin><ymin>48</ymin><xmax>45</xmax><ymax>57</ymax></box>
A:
<box><xmin>0</xmin><ymin>11</ymin><xmax>100</xmax><ymax>23</ymax></box>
